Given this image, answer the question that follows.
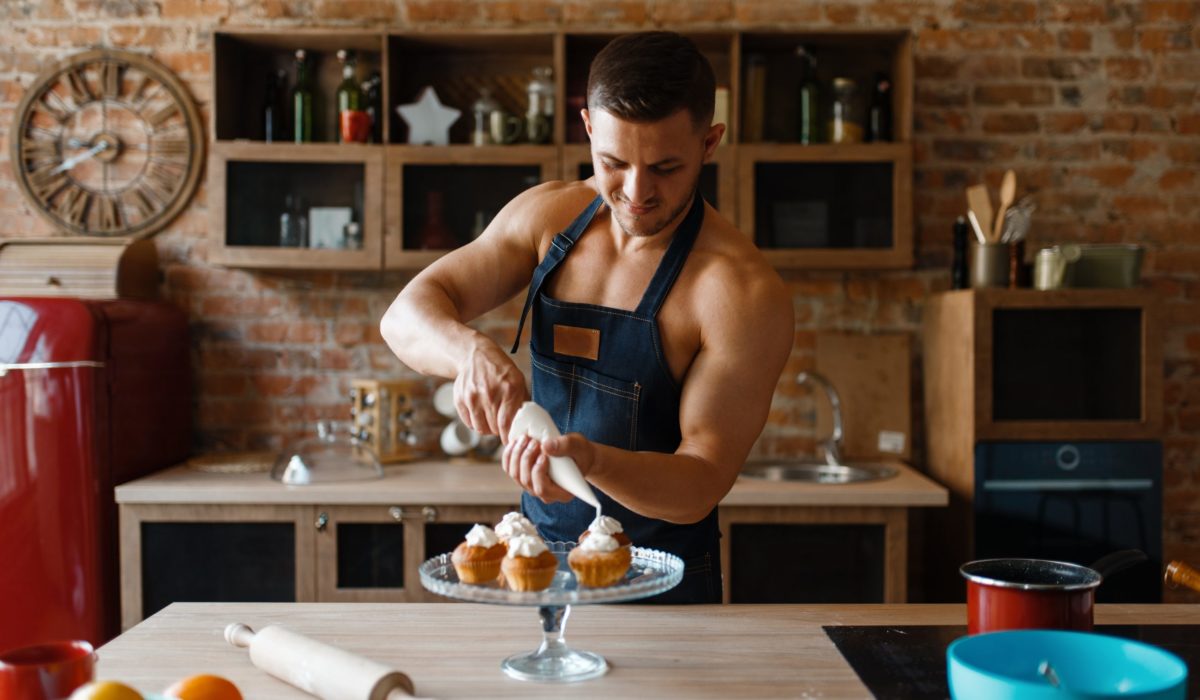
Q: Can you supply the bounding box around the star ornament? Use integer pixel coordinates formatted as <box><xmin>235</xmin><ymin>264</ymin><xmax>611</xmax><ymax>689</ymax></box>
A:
<box><xmin>396</xmin><ymin>86</ymin><xmax>462</xmax><ymax>146</ymax></box>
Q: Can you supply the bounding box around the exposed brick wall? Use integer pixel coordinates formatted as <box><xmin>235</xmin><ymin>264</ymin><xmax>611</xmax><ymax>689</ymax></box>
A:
<box><xmin>1</xmin><ymin>0</ymin><xmax>1197</xmax><ymax>599</ymax></box>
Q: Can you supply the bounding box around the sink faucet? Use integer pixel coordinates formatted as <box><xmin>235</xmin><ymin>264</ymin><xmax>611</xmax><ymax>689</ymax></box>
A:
<box><xmin>796</xmin><ymin>371</ymin><xmax>843</xmax><ymax>466</ymax></box>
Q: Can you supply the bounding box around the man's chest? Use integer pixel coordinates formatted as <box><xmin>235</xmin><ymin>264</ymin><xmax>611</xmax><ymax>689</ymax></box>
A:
<box><xmin>542</xmin><ymin>248</ymin><xmax>700</xmax><ymax>383</ymax></box>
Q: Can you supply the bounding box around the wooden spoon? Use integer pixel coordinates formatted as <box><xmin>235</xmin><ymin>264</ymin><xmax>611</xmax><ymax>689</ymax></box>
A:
<box><xmin>993</xmin><ymin>170</ymin><xmax>1017</xmax><ymax>242</ymax></box>
<box><xmin>965</xmin><ymin>184</ymin><xmax>994</xmax><ymax>244</ymax></box>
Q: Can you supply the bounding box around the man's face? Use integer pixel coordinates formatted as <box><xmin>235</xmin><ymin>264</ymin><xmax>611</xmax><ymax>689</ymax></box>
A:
<box><xmin>583</xmin><ymin>107</ymin><xmax>724</xmax><ymax>238</ymax></box>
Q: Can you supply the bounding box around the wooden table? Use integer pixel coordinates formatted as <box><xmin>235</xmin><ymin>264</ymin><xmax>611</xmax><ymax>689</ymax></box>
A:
<box><xmin>97</xmin><ymin>603</ymin><xmax>1195</xmax><ymax>699</ymax></box>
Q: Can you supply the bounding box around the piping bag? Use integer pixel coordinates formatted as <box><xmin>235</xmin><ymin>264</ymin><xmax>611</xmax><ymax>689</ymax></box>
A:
<box><xmin>507</xmin><ymin>401</ymin><xmax>601</xmax><ymax>511</ymax></box>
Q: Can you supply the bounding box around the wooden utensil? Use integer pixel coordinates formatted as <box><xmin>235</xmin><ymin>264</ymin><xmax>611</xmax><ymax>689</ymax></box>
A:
<box><xmin>993</xmin><ymin>170</ymin><xmax>1016</xmax><ymax>242</ymax></box>
<box><xmin>965</xmin><ymin>184</ymin><xmax>994</xmax><ymax>243</ymax></box>
<box><xmin>225</xmin><ymin>623</ymin><xmax>425</xmax><ymax>700</ymax></box>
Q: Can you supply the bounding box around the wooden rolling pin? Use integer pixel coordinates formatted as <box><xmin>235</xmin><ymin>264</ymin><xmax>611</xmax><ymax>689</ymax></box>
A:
<box><xmin>225</xmin><ymin>623</ymin><xmax>427</xmax><ymax>700</ymax></box>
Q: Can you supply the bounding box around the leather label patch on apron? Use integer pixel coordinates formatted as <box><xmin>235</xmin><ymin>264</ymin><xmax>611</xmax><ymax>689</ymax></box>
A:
<box><xmin>553</xmin><ymin>324</ymin><xmax>600</xmax><ymax>361</ymax></box>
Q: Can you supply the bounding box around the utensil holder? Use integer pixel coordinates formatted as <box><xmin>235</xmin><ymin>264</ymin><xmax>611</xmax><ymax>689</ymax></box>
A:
<box><xmin>969</xmin><ymin>242</ymin><xmax>1009</xmax><ymax>289</ymax></box>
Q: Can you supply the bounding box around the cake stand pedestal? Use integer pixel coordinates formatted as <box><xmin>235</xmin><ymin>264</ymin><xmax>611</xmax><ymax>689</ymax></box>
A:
<box><xmin>419</xmin><ymin>542</ymin><xmax>683</xmax><ymax>683</ymax></box>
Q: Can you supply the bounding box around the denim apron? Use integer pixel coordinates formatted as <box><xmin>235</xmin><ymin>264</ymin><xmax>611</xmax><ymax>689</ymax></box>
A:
<box><xmin>510</xmin><ymin>192</ymin><xmax>722</xmax><ymax>603</ymax></box>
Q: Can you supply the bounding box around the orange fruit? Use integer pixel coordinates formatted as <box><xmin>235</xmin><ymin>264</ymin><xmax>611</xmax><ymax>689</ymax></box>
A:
<box><xmin>162</xmin><ymin>674</ymin><xmax>243</xmax><ymax>700</ymax></box>
<box><xmin>68</xmin><ymin>680</ymin><xmax>144</xmax><ymax>700</ymax></box>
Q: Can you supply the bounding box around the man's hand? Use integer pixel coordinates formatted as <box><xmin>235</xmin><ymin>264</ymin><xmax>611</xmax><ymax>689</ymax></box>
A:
<box><xmin>454</xmin><ymin>336</ymin><xmax>528</xmax><ymax>440</ymax></box>
<box><xmin>501</xmin><ymin>432</ymin><xmax>598</xmax><ymax>504</ymax></box>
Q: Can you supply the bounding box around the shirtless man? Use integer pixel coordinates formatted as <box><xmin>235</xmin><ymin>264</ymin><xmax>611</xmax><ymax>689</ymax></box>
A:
<box><xmin>381</xmin><ymin>31</ymin><xmax>792</xmax><ymax>603</ymax></box>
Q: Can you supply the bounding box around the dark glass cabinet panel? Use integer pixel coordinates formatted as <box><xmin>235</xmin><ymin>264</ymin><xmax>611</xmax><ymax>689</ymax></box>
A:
<box><xmin>402</xmin><ymin>165</ymin><xmax>540</xmax><ymax>249</ymax></box>
<box><xmin>425</xmin><ymin>523</ymin><xmax>474</xmax><ymax>561</ymax></box>
<box><xmin>336</xmin><ymin>523</ymin><xmax>405</xmax><ymax>589</ymax></box>
<box><xmin>731</xmin><ymin>524</ymin><xmax>884</xmax><ymax>603</ymax></box>
<box><xmin>576</xmin><ymin>162</ymin><xmax>720</xmax><ymax>210</ymax></box>
<box><xmin>993</xmin><ymin>309</ymin><xmax>1142</xmax><ymax>421</ymax></box>
<box><xmin>754</xmin><ymin>162</ymin><xmax>892</xmax><ymax>249</ymax></box>
<box><xmin>142</xmin><ymin>522</ymin><xmax>295</xmax><ymax>619</ymax></box>
<box><xmin>226</xmin><ymin>161</ymin><xmax>365</xmax><ymax>249</ymax></box>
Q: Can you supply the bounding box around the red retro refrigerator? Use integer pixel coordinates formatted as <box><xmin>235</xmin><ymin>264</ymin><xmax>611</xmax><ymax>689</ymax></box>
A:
<box><xmin>0</xmin><ymin>297</ymin><xmax>191</xmax><ymax>651</ymax></box>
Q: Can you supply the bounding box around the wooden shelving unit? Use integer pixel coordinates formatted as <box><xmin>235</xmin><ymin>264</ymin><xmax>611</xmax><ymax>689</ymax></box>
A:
<box><xmin>207</xmin><ymin>28</ymin><xmax>914</xmax><ymax>271</ymax></box>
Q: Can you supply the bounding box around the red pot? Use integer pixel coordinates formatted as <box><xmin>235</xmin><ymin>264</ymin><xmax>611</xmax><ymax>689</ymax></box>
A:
<box><xmin>0</xmin><ymin>640</ymin><xmax>95</xmax><ymax>700</ymax></box>
<box><xmin>961</xmin><ymin>550</ymin><xmax>1147</xmax><ymax>635</ymax></box>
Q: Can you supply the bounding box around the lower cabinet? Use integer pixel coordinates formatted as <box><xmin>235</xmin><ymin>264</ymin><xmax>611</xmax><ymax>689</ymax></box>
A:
<box><xmin>122</xmin><ymin>501</ymin><xmax>911</xmax><ymax>628</ymax></box>
<box><xmin>120</xmin><ymin>502</ymin><xmax>514</xmax><ymax>629</ymax></box>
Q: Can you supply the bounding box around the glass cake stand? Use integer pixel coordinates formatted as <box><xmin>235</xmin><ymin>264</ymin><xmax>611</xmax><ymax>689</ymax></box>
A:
<box><xmin>419</xmin><ymin>542</ymin><xmax>683</xmax><ymax>683</ymax></box>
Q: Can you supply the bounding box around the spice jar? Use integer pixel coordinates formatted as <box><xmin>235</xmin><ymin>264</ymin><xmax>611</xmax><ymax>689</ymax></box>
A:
<box><xmin>828</xmin><ymin>77</ymin><xmax>863</xmax><ymax>144</ymax></box>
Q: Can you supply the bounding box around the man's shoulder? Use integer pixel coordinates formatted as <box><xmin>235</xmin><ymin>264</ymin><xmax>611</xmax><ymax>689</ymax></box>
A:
<box><xmin>506</xmin><ymin>180</ymin><xmax>599</xmax><ymax>239</ymax></box>
<box><xmin>691</xmin><ymin>210</ymin><xmax>787</xmax><ymax>306</ymax></box>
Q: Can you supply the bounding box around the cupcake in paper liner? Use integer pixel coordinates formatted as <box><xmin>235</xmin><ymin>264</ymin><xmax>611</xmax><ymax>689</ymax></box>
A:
<box><xmin>451</xmin><ymin>524</ymin><xmax>506</xmax><ymax>584</ymax></box>
<box><xmin>501</xmin><ymin>534</ymin><xmax>559</xmax><ymax>592</ymax></box>
<box><xmin>569</xmin><ymin>531</ymin><xmax>632</xmax><ymax>587</ymax></box>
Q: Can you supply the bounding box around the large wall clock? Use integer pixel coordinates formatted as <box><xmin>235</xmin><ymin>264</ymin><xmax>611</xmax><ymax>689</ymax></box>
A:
<box><xmin>10</xmin><ymin>48</ymin><xmax>205</xmax><ymax>238</ymax></box>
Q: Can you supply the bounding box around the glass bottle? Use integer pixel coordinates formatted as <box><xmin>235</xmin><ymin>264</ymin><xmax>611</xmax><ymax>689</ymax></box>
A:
<box><xmin>280</xmin><ymin>194</ymin><xmax>308</xmax><ymax>247</ymax></box>
<box><xmin>795</xmin><ymin>46</ymin><xmax>819</xmax><ymax>144</ymax></box>
<box><xmin>828</xmin><ymin>77</ymin><xmax>863</xmax><ymax>144</ymax></box>
<box><xmin>362</xmin><ymin>70</ymin><xmax>383</xmax><ymax>144</ymax></box>
<box><xmin>291</xmin><ymin>49</ymin><xmax>313</xmax><ymax>143</ymax></box>
<box><xmin>418</xmin><ymin>190</ymin><xmax>457</xmax><ymax>249</ymax></box>
<box><xmin>867</xmin><ymin>72</ymin><xmax>893</xmax><ymax>143</ymax></box>
<box><xmin>525</xmin><ymin>66</ymin><xmax>554</xmax><ymax>144</ymax></box>
<box><xmin>263</xmin><ymin>69</ymin><xmax>287</xmax><ymax>142</ymax></box>
<box><xmin>471</xmin><ymin>87</ymin><xmax>499</xmax><ymax>146</ymax></box>
<box><xmin>336</xmin><ymin>49</ymin><xmax>368</xmax><ymax>143</ymax></box>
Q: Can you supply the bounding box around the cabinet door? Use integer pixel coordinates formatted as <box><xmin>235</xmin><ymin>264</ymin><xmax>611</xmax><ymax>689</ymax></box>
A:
<box><xmin>315</xmin><ymin>504</ymin><xmax>516</xmax><ymax>602</ymax></box>
<box><xmin>120</xmin><ymin>504</ymin><xmax>316</xmax><ymax>630</ymax></box>
<box><xmin>208</xmin><ymin>142</ymin><xmax>384</xmax><ymax>270</ymax></box>
<box><xmin>383</xmin><ymin>146</ymin><xmax>560</xmax><ymax>269</ymax></box>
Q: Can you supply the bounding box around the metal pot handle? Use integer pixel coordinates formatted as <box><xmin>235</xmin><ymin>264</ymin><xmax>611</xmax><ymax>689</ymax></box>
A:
<box><xmin>1089</xmin><ymin>549</ymin><xmax>1148</xmax><ymax>580</ymax></box>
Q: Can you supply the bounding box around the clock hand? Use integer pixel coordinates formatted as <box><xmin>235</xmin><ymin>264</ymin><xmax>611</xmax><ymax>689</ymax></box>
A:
<box><xmin>50</xmin><ymin>140</ymin><xmax>109</xmax><ymax>175</ymax></box>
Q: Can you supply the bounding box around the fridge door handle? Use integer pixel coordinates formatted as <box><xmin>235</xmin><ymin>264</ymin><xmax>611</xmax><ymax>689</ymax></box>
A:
<box><xmin>0</xmin><ymin>361</ymin><xmax>105</xmax><ymax>377</ymax></box>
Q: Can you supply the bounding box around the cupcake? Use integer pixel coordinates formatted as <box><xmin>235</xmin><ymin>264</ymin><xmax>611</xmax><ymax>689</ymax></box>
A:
<box><xmin>578</xmin><ymin>514</ymin><xmax>632</xmax><ymax>547</ymax></box>
<box><xmin>494</xmin><ymin>511</ymin><xmax>538</xmax><ymax>545</ymax></box>
<box><xmin>568</xmin><ymin>531</ymin><xmax>632</xmax><ymax>587</ymax></box>
<box><xmin>501</xmin><ymin>534</ymin><xmax>559</xmax><ymax>592</ymax></box>
<box><xmin>451</xmin><ymin>524</ymin><xmax>506</xmax><ymax>584</ymax></box>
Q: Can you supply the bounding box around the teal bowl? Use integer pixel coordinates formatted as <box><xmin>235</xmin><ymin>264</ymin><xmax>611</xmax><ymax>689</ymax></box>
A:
<box><xmin>947</xmin><ymin>630</ymin><xmax>1187</xmax><ymax>699</ymax></box>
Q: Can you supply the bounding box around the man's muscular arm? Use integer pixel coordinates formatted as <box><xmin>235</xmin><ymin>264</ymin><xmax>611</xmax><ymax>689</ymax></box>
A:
<box><xmin>380</xmin><ymin>183</ymin><xmax>566</xmax><ymax>438</ymax></box>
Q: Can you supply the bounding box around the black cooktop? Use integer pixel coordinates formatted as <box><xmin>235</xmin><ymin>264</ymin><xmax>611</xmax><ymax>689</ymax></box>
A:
<box><xmin>823</xmin><ymin>625</ymin><xmax>1200</xmax><ymax>699</ymax></box>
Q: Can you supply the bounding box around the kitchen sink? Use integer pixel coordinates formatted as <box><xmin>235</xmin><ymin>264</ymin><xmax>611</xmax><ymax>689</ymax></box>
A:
<box><xmin>740</xmin><ymin>460</ymin><xmax>898</xmax><ymax>484</ymax></box>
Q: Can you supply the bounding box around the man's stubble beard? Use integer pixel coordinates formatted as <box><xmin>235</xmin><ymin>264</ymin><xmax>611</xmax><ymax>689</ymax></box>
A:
<box><xmin>610</xmin><ymin>184</ymin><xmax>698</xmax><ymax>239</ymax></box>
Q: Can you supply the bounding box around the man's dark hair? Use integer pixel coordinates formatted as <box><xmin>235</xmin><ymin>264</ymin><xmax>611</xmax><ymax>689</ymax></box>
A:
<box><xmin>587</xmin><ymin>31</ymin><xmax>716</xmax><ymax>129</ymax></box>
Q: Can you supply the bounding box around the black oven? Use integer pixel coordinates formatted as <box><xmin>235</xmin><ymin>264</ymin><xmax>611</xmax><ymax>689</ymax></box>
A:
<box><xmin>973</xmin><ymin>440</ymin><xmax>1162</xmax><ymax>603</ymax></box>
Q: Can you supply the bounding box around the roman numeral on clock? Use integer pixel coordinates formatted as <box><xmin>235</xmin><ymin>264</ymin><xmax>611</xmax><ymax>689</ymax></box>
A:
<box><xmin>97</xmin><ymin>194</ymin><xmax>123</xmax><ymax>231</ymax></box>
<box><xmin>144</xmin><ymin>103</ymin><xmax>179</xmax><ymax>129</ymax></box>
<box><xmin>127</xmin><ymin>187</ymin><xmax>157</xmax><ymax>219</ymax></box>
<box><xmin>65</xmin><ymin>67</ymin><xmax>93</xmax><ymax>105</ymax></box>
<box><xmin>39</xmin><ymin>90</ymin><xmax>71</xmax><ymax>122</ymax></box>
<box><xmin>154</xmin><ymin>137</ymin><xmax>190</xmax><ymax>157</ymax></box>
<box><xmin>28</xmin><ymin>163</ymin><xmax>69</xmax><ymax>200</ymax></box>
<box><xmin>22</xmin><ymin>137</ymin><xmax>60</xmax><ymax>163</ymax></box>
<box><xmin>101</xmin><ymin>61</ymin><xmax>121</xmax><ymax>99</ymax></box>
<box><xmin>57</xmin><ymin>184</ymin><xmax>91</xmax><ymax>227</ymax></box>
<box><xmin>144</xmin><ymin>163</ymin><xmax>179</xmax><ymax>201</ymax></box>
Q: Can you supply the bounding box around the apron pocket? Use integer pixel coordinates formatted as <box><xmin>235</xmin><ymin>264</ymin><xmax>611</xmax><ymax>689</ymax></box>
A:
<box><xmin>531</xmin><ymin>351</ymin><xmax>640</xmax><ymax>451</ymax></box>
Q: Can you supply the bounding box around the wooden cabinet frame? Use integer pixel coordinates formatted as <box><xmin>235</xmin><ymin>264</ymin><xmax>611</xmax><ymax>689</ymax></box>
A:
<box><xmin>208</xmin><ymin>142</ymin><xmax>384</xmax><ymax>269</ymax></box>
<box><xmin>118</xmin><ymin>503</ymin><xmax>318</xmax><ymax>631</ymax></box>
<box><xmin>209</xmin><ymin>27</ymin><xmax>914</xmax><ymax>271</ymax></box>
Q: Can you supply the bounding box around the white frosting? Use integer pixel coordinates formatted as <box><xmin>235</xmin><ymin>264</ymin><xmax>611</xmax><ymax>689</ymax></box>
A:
<box><xmin>588</xmin><ymin>515</ymin><xmax>623</xmax><ymax>536</ymax></box>
<box><xmin>505</xmin><ymin>534</ymin><xmax>549</xmax><ymax>559</ymax></box>
<box><xmin>495</xmin><ymin>512</ymin><xmax>537</xmax><ymax>540</ymax></box>
<box><xmin>579</xmin><ymin>532</ymin><xmax>619</xmax><ymax>553</ymax></box>
<box><xmin>464</xmin><ymin>524</ymin><xmax>499</xmax><ymax>548</ymax></box>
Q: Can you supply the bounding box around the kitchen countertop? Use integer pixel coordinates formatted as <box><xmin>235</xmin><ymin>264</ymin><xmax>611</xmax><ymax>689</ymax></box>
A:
<box><xmin>98</xmin><ymin>603</ymin><xmax>1196</xmax><ymax>699</ymax></box>
<box><xmin>115</xmin><ymin>459</ymin><xmax>947</xmax><ymax>507</ymax></box>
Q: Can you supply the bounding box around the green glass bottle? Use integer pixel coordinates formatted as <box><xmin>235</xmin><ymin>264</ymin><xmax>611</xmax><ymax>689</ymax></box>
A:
<box><xmin>291</xmin><ymin>49</ymin><xmax>313</xmax><ymax>143</ymax></box>
<box><xmin>336</xmin><ymin>49</ymin><xmax>368</xmax><ymax>143</ymax></box>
